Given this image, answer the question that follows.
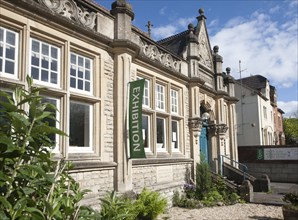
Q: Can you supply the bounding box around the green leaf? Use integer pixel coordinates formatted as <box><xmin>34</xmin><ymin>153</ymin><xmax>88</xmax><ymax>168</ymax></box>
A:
<box><xmin>0</xmin><ymin>196</ymin><xmax>12</xmax><ymax>210</ymax></box>
<box><xmin>25</xmin><ymin>207</ymin><xmax>45</xmax><ymax>220</ymax></box>
<box><xmin>22</xmin><ymin>187</ymin><xmax>35</xmax><ymax>195</ymax></box>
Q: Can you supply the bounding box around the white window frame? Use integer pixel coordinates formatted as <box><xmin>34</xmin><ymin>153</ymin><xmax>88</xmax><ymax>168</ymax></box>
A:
<box><xmin>69</xmin><ymin>52</ymin><xmax>93</xmax><ymax>95</ymax></box>
<box><xmin>137</xmin><ymin>77</ymin><xmax>150</xmax><ymax>108</ymax></box>
<box><xmin>156</xmin><ymin>84</ymin><xmax>165</xmax><ymax>111</ymax></box>
<box><xmin>156</xmin><ymin>117</ymin><xmax>166</xmax><ymax>151</ymax></box>
<box><xmin>30</xmin><ymin>38</ymin><xmax>60</xmax><ymax>87</ymax></box>
<box><xmin>42</xmin><ymin>96</ymin><xmax>60</xmax><ymax>153</ymax></box>
<box><xmin>0</xmin><ymin>27</ymin><xmax>19</xmax><ymax>79</ymax></box>
<box><xmin>142</xmin><ymin>114</ymin><xmax>151</xmax><ymax>152</ymax></box>
<box><xmin>143</xmin><ymin>79</ymin><xmax>150</xmax><ymax>107</ymax></box>
<box><xmin>68</xmin><ymin>100</ymin><xmax>93</xmax><ymax>153</ymax></box>
<box><xmin>170</xmin><ymin>89</ymin><xmax>178</xmax><ymax>114</ymax></box>
<box><xmin>171</xmin><ymin>120</ymin><xmax>179</xmax><ymax>152</ymax></box>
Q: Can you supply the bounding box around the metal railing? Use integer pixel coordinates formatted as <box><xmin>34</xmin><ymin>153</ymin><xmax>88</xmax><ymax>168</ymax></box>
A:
<box><xmin>220</xmin><ymin>154</ymin><xmax>248</xmax><ymax>182</ymax></box>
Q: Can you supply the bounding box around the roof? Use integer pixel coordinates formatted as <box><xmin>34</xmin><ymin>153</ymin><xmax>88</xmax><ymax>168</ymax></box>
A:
<box><xmin>237</xmin><ymin>75</ymin><xmax>268</xmax><ymax>90</ymax></box>
<box><xmin>157</xmin><ymin>30</ymin><xmax>189</xmax><ymax>57</ymax></box>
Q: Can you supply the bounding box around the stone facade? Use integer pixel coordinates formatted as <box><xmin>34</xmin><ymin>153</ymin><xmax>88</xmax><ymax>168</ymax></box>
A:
<box><xmin>0</xmin><ymin>0</ymin><xmax>239</xmax><ymax>206</ymax></box>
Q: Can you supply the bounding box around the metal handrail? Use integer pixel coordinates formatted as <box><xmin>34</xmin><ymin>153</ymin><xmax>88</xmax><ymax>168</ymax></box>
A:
<box><xmin>220</xmin><ymin>154</ymin><xmax>248</xmax><ymax>181</ymax></box>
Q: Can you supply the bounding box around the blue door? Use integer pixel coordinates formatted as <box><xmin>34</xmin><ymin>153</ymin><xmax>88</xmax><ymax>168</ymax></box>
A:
<box><xmin>200</xmin><ymin>126</ymin><xmax>208</xmax><ymax>163</ymax></box>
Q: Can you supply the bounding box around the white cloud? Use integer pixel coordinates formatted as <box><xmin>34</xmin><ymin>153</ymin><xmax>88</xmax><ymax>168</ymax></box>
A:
<box><xmin>151</xmin><ymin>17</ymin><xmax>195</xmax><ymax>39</ymax></box>
<box><xmin>277</xmin><ymin>101</ymin><xmax>298</xmax><ymax>118</ymax></box>
<box><xmin>269</xmin><ymin>5</ymin><xmax>280</xmax><ymax>14</ymax></box>
<box><xmin>151</xmin><ymin>25</ymin><xmax>178</xmax><ymax>39</ymax></box>
<box><xmin>210</xmin><ymin>11</ymin><xmax>298</xmax><ymax>89</ymax></box>
<box><xmin>177</xmin><ymin>17</ymin><xmax>195</xmax><ymax>27</ymax></box>
<box><xmin>159</xmin><ymin>6</ymin><xmax>167</xmax><ymax>15</ymax></box>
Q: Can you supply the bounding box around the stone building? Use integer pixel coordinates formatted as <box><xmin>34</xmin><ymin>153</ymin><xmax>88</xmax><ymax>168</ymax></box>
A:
<box><xmin>235</xmin><ymin>75</ymin><xmax>285</xmax><ymax>146</ymax></box>
<box><xmin>0</xmin><ymin>0</ymin><xmax>238</xmax><ymax>206</ymax></box>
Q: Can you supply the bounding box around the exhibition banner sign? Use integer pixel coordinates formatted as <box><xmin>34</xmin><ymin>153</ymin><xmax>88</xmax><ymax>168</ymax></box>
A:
<box><xmin>129</xmin><ymin>79</ymin><xmax>146</xmax><ymax>158</ymax></box>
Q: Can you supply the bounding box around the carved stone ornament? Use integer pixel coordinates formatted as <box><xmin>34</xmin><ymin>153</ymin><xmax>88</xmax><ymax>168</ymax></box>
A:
<box><xmin>208</xmin><ymin>123</ymin><xmax>228</xmax><ymax>136</ymax></box>
<box><xmin>189</xmin><ymin>118</ymin><xmax>204</xmax><ymax>131</ymax></box>
<box><xmin>140</xmin><ymin>39</ymin><xmax>181</xmax><ymax>72</ymax></box>
<box><xmin>198</xmin><ymin>31</ymin><xmax>212</xmax><ymax>70</ymax></box>
<box><xmin>217</xmin><ymin>124</ymin><xmax>229</xmax><ymax>134</ymax></box>
<box><xmin>37</xmin><ymin>0</ymin><xmax>97</xmax><ymax>30</ymax></box>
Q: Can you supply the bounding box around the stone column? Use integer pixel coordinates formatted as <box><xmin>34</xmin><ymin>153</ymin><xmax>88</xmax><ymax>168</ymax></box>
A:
<box><xmin>110</xmin><ymin>0</ymin><xmax>135</xmax><ymax>192</ymax></box>
<box><xmin>188</xmin><ymin>118</ymin><xmax>203</xmax><ymax>180</ymax></box>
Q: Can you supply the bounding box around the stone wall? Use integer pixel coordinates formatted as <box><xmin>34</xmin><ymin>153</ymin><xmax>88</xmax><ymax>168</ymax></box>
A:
<box><xmin>71</xmin><ymin>168</ymin><xmax>115</xmax><ymax>209</ymax></box>
<box><xmin>244</xmin><ymin>163</ymin><xmax>298</xmax><ymax>183</ymax></box>
<box><xmin>132</xmin><ymin>163</ymin><xmax>191</xmax><ymax>205</ymax></box>
<box><xmin>238</xmin><ymin>146</ymin><xmax>298</xmax><ymax>183</ymax></box>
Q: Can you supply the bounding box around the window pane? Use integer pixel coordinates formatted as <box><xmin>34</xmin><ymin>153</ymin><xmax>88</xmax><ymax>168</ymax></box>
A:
<box><xmin>71</xmin><ymin>54</ymin><xmax>76</xmax><ymax>64</ymax></box>
<box><xmin>6</xmin><ymin>31</ymin><xmax>15</xmax><ymax>45</ymax></box>
<box><xmin>42</xmin><ymin>58</ymin><xmax>49</xmax><ymax>69</ymax></box>
<box><xmin>42</xmin><ymin>44</ymin><xmax>49</xmax><ymax>55</ymax></box>
<box><xmin>70</xmin><ymin>68</ymin><xmax>76</xmax><ymax>76</ymax></box>
<box><xmin>142</xmin><ymin>115</ymin><xmax>149</xmax><ymax>149</ymax></box>
<box><xmin>69</xmin><ymin>102</ymin><xmax>90</xmax><ymax>147</ymax></box>
<box><xmin>78</xmin><ymin>56</ymin><xmax>83</xmax><ymax>67</ymax></box>
<box><xmin>50</xmin><ymin>72</ymin><xmax>57</xmax><ymax>84</ymax></box>
<box><xmin>156</xmin><ymin>118</ymin><xmax>165</xmax><ymax>148</ymax></box>
<box><xmin>6</xmin><ymin>47</ymin><xmax>15</xmax><ymax>60</ymax></box>
<box><xmin>85</xmin><ymin>82</ymin><xmax>90</xmax><ymax>92</ymax></box>
<box><xmin>78</xmin><ymin>79</ymin><xmax>83</xmax><ymax>90</ymax></box>
<box><xmin>0</xmin><ymin>58</ymin><xmax>2</xmax><ymax>72</ymax></box>
<box><xmin>32</xmin><ymin>40</ymin><xmax>39</xmax><ymax>52</ymax></box>
<box><xmin>70</xmin><ymin>77</ymin><xmax>76</xmax><ymax>88</ymax></box>
<box><xmin>41</xmin><ymin>70</ymin><xmax>48</xmax><ymax>82</ymax></box>
<box><xmin>31</xmin><ymin>55</ymin><xmax>39</xmax><ymax>66</ymax></box>
<box><xmin>85</xmin><ymin>59</ymin><xmax>90</xmax><ymax>69</ymax></box>
<box><xmin>51</xmin><ymin>60</ymin><xmax>57</xmax><ymax>71</ymax></box>
<box><xmin>0</xmin><ymin>29</ymin><xmax>3</xmax><ymax>42</ymax></box>
<box><xmin>172</xmin><ymin>121</ymin><xmax>179</xmax><ymax>149</ymax></box>
<box><xmin>51</xmin><ymin>47</ymin><xmax>57</xmax><ymax>59</ymax></box>
<box><xmin>5</xmin><ymin>60</ymin><xmax>14</xmax><ymax>74</ymax></box>
<box><xmin>0</xmin><ymin>46</ymin><xmax>3</xmax><ymax>57</ymax></box>
<box><xmin>31</xmin><ymin>67</ymin><xmax>39</xmax><ymax>79</ymax></box>
<box><xmin>85</xmin><ymin>70</ymin><xmax>90</xmax><ymax>80</ymax></box>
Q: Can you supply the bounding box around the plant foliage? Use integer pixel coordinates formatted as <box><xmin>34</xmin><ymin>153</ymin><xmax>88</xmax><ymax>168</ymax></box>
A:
<box><xmin>283</xmin><ymin>118</ymin><xmax>298</xmax><ymax>145</ymax></box>
<box><xmin>0</xmin><ymin>76</ymin><xmax>99</xmax><ymax>219</ymax></box>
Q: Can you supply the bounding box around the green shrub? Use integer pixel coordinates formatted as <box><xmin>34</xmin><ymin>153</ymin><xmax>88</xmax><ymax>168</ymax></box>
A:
<box><xmin>202</xmin><ymin>190</ymin><xmax>224</xmax><ymax>207</ymax></box>
<box><xmin>99</xmin><ymin>191</ymin><xmax>135</xmax><ymax>220</ymax></box>
<box><xmin>0</xmin><ymin>76</ymin><xmax>99</xmax><ymax>219</ymax></box>
<box><xmin>195</xmin><ymin>162</ymin><xmax>212</xmax><ymax>200</ymax></box>
<box><xmin>172</xmin><ymin>191</ymin><xmax>201</xmax><ymax>209</ymax></box>
<box><xmin>134</xmin><ymin>188</ymin><xmax>167</xmax><ymax>220</ymax></box>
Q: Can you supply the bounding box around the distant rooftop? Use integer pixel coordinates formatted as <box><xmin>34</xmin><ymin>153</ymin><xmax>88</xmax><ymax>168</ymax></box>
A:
<box><xmin>237</xmin><ymin>75</ymin><xmax>268</xmax><ymax>90</ymax></box>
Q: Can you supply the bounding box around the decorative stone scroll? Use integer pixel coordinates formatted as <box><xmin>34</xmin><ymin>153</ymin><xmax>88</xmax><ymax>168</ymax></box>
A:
<box><xmin>188</xmin><ymin>118</ymin><xmax>204</xmax><ymax>131</ymax></box>
<box><xmin>198</xmin><ymin>31</ymin><xmax>213</xmax><ymax>70</ymax></box>
<box><xmin>208</xmin><ymin>123</ymin><xmax>228</xmax><ymax>136</ymax></box>
<box><xmin>140</xmin><ymin>39</ymin><xmax>181</xmax><ymax>72</ymax></box>
<box><xmin>37</xmin><ymin>0</ymin><xmax>97</xmax><ymax>30</ymax></box>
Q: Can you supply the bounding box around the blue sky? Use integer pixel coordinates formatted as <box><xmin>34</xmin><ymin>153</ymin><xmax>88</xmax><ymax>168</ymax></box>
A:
<box><xmin>98</xmin><ymin>0</ymin><xmax>298</xmax><ymax>117</ymax></box>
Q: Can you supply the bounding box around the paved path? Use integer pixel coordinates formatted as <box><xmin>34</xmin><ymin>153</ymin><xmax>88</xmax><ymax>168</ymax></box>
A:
<box><xmin>158</xmin><ymin>182</ymin><xmax>298</xmax><ymax>220</ymax></box>
<box><xmin>253</xmin><ymin>182</ymin><xmax>298</xmax><ymax>205</ymax></box>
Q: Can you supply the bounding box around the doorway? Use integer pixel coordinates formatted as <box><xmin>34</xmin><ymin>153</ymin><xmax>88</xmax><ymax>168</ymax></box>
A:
<box><xmin>200</xmin><ymin>126</ymin><xmax>208</xmax><ymax>163</ymax></box>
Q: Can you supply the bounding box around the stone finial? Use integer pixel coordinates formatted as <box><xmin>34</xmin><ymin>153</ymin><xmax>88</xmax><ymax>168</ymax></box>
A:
<box><xmin>213</xmin><ymin>45</ymin><xmax>219</xmax><ymax>54</ymax></box>
<box><xmin>111</xmin><ymin>0</ymin><xmax>134</xmax><ymax>20</ymax></box>
<box><xmin>226</xmin><ymin>67</ymin><xmax>231</xmax><ymax>75</ymax></box>
<box><xmin>197</xmin><ymin>7</ymin><xmax>207</xmax><ymax>21</ymax></box>
<box><xmin>188</xmin><ymin>23</ymin><xmax>194</xmax><ymax>32</ymax></box>
<box><xmin>199</xmin><ymin>8</ymin><xmax>204</xmax><ymax>15</ymax></box>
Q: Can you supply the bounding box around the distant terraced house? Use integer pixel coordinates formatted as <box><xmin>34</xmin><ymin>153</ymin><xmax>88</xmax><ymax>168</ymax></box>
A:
<box><xmin>0</xmin><ymin>0</ymin><xmax>239</xmax><ymax>206</ymax></box>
